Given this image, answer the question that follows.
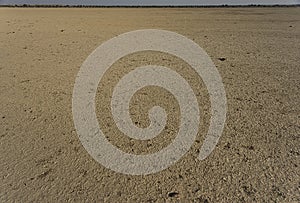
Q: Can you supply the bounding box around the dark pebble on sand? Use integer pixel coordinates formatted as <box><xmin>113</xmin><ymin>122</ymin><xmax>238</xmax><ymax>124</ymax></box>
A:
<box><xmin>168</xmin><ymin>192</ymin><xmax>179</xmax><ymax>198</ymax></box>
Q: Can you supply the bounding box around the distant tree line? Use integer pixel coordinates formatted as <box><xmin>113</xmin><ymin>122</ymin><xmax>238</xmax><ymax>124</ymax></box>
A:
<box><xmin>1</xmin><ymin>4</ymin><xmax>299</xmax><ymax>8</ymax></box>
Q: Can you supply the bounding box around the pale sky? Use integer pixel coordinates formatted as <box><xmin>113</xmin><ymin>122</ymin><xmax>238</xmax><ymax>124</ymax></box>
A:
<box><xmin>0</xmin><ymin>0</ymin><xmax>298</xmax><ymax>5</ymax></box>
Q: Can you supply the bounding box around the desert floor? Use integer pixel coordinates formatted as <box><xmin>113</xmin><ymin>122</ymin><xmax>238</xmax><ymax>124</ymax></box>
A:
<box><xmin>0</xmin><ymin>7</ymin><xmax>299</xmax><ymax>202</ymax></box>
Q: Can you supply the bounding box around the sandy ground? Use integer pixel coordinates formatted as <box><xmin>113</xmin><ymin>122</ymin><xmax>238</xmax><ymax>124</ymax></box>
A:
<box><xmin>0</xmin><ymin>7</ymin><xmax>299</xmax><ymax>202</ymax></box>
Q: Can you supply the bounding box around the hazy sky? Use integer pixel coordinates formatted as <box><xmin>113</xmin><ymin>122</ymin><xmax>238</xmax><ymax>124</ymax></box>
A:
<box><xmin>0</xmin><ymin>0</ymin><xmax>298</xmax><ymax>5</ymax></box>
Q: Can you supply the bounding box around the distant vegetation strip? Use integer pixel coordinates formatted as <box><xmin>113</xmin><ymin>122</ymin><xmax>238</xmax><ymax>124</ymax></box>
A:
<box><xmin>0</xmin><ymin>4</ymin><xmax>299</xmax><ymax>8</ymax></box>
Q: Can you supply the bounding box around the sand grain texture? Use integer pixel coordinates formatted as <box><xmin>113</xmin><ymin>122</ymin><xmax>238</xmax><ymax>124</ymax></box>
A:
<box><xmin>0</xmin><ymin>7</ymin><xmax>299</xmax><ymax>202</ymax></box>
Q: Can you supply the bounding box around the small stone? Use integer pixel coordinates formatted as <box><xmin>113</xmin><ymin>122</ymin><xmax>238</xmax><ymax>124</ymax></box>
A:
<box><xmin>168</xmin><ymin>192</ymin><xmax>179</xmax><ymax>198</ymax></box>
<box><xmin>224</xmin><ymin>143</ymin><xmax>231</xmax><ymax>149</ymax></box>
<box><xmin>248</xmin><ymin>146</ymin><xmax>254</xmax><ymax>150</ymax></box>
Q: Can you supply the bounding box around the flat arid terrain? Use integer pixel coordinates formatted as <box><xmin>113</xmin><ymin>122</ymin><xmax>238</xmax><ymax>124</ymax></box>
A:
<box><xmin>0</xmin><ymin>7</ymin><xmax>299</xmax><ymax>202</ymax></box>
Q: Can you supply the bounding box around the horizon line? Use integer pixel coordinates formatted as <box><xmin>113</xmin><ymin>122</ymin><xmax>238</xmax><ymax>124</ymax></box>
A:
<box><xmin>1</xmin><ymin>4</ymin><xmax>299</xmax><ymax>8</ymax></box>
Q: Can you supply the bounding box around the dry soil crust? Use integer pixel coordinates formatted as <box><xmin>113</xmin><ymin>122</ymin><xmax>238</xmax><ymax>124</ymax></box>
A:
<box><xmin>0</xmin><ymin>7</ymin><xmax>299</xmax><ymax>202</ymax></box>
